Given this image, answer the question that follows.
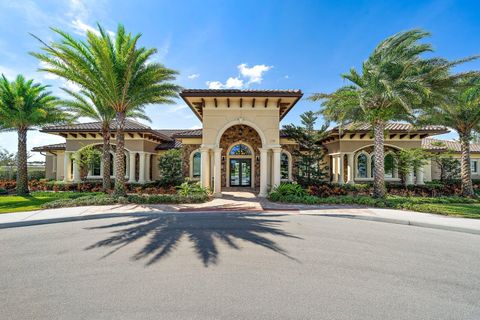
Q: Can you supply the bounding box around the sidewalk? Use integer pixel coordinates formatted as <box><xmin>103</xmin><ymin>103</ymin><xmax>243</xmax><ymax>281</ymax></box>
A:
<box><xmin>1</xmin><ymin>191</ymin><xmax>480</xmax><ymax>235</ymax></box>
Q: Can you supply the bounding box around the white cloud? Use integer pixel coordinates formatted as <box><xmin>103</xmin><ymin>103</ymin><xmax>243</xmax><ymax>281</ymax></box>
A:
<box><xmin>0</xmin><ymin>65</ymin><xmax>17</xmax><ymax>79</ymax></box>
<box><xmin>63</xmin><ymin>80</ymin><xmax>82</xmax><ymax>93</ymax></box>
<box><xmin>38</xmin><ymin>61</ymin><xmax>59</xmax><ymax>80</ymax></box>
<box><xmin>206</xmin><ymin>77</ymin><xmax>244</xmax><ymax>89</ymax></box>
<box><xmin>238</xmin><ymin>63</ymin><xmax>273</xmax><ymax>84</ymax></box>
<box><xmin>205</xmin><ymin>63</ymin><xmax>272</xmax><ymax>89</ymax></box>
<box><xmin>166</xmin><ymin>105</ymin><xmax>188</xmax><ymax>113</ymax></box>
<box><xmin>189</xmin><ymin>125</ymin><xmax>202</xmax><ymax>129</ymax></box>
<box><xmin>284</xmin><ymin>75</ymin><xmax>290</xmax><ymax>79</ymax></box>
<box><xmin>71</xmin><ymin>19</ymin><xmax>100</xmax><ymax>36</ymax></box>
<box><xmin>188</xmin><ymin>73</ymin><xmax>200</xmax><ymax>80</ymax></box>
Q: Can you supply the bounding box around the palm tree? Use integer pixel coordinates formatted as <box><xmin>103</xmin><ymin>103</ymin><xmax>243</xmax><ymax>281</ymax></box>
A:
<box><xmin>418</xmin><ymin>76</ymin><xmax>480</xmax><ymax>197</ymax></box>
<box><xmin>31</xmin><ymin>24</ymin><xmax>181</xmax><ymax>196</ymax></box>
<box><xmin>62</xmin><ymin>89</ymin><xmax>151</xmax><ymax>191</ymax></box>
<box><xmin>0</xmin><ymin>75</ymin><xmax>68</xmax><ymax>195</ymax></box>
<box><xmin>310</xmin><ymin>29</ymin><xmax>473</xmax><ymax>198</ymax></box>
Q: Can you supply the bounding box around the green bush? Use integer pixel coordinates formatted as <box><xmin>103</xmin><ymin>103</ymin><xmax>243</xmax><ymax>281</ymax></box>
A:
<box><xmin>127</xmin><ymin>193</ymin><xmax>208</xmax><ymax>204</ymax></box>
<box><xmin>270</xmin><ymin>182</ymin><xmax>307</xmax><ymax>197</ymax></box>
<box><xmin>0</xmin><ymin>188</ymin><xmax>7</xmax><ymax>195</ymax></box>
<box><xmin>41</xmin><ymin>194</ymin><xmax>120</xmax><ymax>209</ymax></box>
<box><xmin>158</xmin><ymin>149</ymin><xmax>183</xmax><ymax>186</ymax></box>
<box><xmin>176</xmin><ymin>181</ymin><xmax>209</xmax><ymax>197</ymax></box>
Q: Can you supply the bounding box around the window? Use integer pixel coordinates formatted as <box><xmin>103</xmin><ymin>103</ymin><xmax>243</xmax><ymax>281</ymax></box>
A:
<box><xmin>281</xmin><ymin>152</ymin><xmax>289</xmax><ymax>180</ymax></box>
<box><xmin>91</xmin><ymin>156</ymin><xmax>101</xmax><ymax>176</ymax></box>
<box><xmin>110</xmin><ymin>153</ymin><xmax>114</xmax><ymax>176</ymax></box>
<box><xmin>471</xmin><ymin>160</ymin><xmax>478</xmax><ymax>173</ymax></box>
<box><xmin>370</xmin><ymin>154</ymin><xmax>375</xmax><ymax>178</ymax></box>
<box><xmin>229</xmin><ymin>144</ymin><xmax>251</xmax><ymax>155</ymax></box>
<box><xmin>192</xmin><ymin>152</ymin><xmax>201</xmax><ymax>178</ymax></box>
<box><xmin>357</xmin><ymin>154</ymin><xmax>368</xmax><ymax>178</ymax></box>
<box><xmin>384</xmin><ymin>154</ymin><xmax>395</xmax><ymax>178</ymax></box>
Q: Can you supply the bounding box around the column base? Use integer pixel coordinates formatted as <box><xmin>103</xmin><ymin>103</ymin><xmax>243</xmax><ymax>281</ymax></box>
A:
<box><xmin>213</xmin><ymin>192</ymin><xmax>223</xmax><ymax>198</ymax></box>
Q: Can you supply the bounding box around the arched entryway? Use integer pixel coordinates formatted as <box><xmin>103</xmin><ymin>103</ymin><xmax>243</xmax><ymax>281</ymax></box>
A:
<box><xmin>219</xmin><ymin>125</ymin><xmax>262</xmax><ymax>189</ymax></box>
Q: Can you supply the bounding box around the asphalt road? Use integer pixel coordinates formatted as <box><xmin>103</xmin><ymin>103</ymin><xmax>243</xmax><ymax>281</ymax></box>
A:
<box><xmin>1</xmin><ymin>212</ymin><xmax>479</xmax><ymax>320</ymax></box>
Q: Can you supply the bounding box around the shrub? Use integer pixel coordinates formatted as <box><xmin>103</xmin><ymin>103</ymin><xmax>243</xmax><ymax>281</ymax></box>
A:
<box><xmin>270</xmin><ymin>182</ymin><xmax>307</xmax><ymax>197</ymax></box>
<box><xmin>127</xmin><ymin>194</ymin><xmax>209</xmax><ymax>204</ymax></box>
<box><xmin>176</xmin><ymin>181</ymin><xmax>209</xmax><ymax>197</ymax></box>
<box><xmin>0</xmin><ymin>188</ymin><xmax>8</xmax><ymax>195</ymax></box>
<box><xmin>41</xmin><ymin>194</ymin><xmax>120</xmax><ymax>209</ymax></box>
<box><xmin>28</xmin><ymin>170</ymin><xmax>45</xmax><ymax>181</ymax></box>
<box><xmin>158</xmin><ymin>149</ymin><xmax>183</xmax><ymax>186</ymax></box>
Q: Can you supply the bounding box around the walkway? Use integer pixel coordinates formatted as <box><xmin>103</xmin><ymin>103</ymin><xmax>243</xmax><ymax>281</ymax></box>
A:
<box><xmin>1</xmin><ymin>191</ymin><xmax>480</xmax><ymax>235</ymax></box>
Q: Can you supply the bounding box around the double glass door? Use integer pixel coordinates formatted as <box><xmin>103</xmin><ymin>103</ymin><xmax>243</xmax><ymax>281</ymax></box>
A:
<box><xmin>229</xmin><ymin>159</ymin><xmax>251</xmax><ymax>187</ymax></box>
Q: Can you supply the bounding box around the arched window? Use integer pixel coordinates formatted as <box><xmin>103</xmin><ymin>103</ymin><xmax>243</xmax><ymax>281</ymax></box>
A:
<box><xmin>384</xmin><ymin>153</ymin><xmax>395</xmax><ymax>178</ymax></box>
<box><xmin>281</xmin><ymin>152</ymin><xmax>290</xmax><ymax>180</ymax></box>
<box><xmin>91</xmin><ymin>156</ymin><xmax>101</xmax><ymax>176</ymax></box>
<box><xmin>229</xmin><ymin>144</ymin><xmax>251</xmax><ymax>155</ymax></box>
<box><xmin>192</xmin><ymin>152</ymin><xmax>201</xmax><ymax>178</ymax></box>
<box><xmin>357</xmin><ymin>153</ymin><xmax>368</xmax><ymax>178</ymax></box>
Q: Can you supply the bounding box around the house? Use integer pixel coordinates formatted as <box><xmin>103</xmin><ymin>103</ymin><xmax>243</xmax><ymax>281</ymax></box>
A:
<box><xmin>33</xmin><ymin>89</ymin><xmax>477</xmax><ymax>197</ymax></box>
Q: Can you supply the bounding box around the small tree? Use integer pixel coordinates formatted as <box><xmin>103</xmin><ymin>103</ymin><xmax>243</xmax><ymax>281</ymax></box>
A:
<box><xmin>396</xmin><ymin>148</ymin><xmax>429</xmax><ymax>186</ymax></box>
<box><xmin>0</xmin><ymin>148</ymin><xmax>16</xmax><ymax>180</ymax></box>
<box><xmin>282</xmin><ymin>111</ymin><xmax>329</xmax><ymax>186</ymax></box>
<box><xmin>158</xmin><ymin>149</ymin><xmax>183</xmax><ymax>186</ymax></box>
<box><xmin>73</xmin><ymin>145</ymin><xmax>102</xmax><ymax>181</ymax></box>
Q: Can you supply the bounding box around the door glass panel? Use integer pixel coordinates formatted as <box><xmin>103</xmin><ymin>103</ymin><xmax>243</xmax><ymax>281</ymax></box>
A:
<box><xmin>241</xmin><ymin>161</ymin><xmax>251</xmax><ymax>186</ymax></box>
<box><xmin>230</xmin><ymin>159</ymin><xmax>240</xmax><ymax>186</ymax></box>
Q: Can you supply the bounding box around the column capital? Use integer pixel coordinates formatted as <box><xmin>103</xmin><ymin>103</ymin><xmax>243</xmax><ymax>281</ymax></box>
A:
<box><xmin>213</xmin><ymin>147</ymin><xmax>222</xmax><ymax>153</ymax></box>
<box><xmin>258</xmin><ymin>147</ymin><xmax>269</xmax><ymax>153</ymax></box>
<box><xmin>199</xmin><ymin>146</ymin><xmax>211</xmax><ymax>153</ymax></box>
<box><xmin>271</xmin><ymin>147</ymin><xmax>282</xmax><ymax>153</ymax></box>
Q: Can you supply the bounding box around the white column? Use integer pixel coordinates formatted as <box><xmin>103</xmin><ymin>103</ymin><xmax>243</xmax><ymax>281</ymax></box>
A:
<box><xmin>138</xmin><ymin>152</ymin><xmax>146</xmax><ymax>184</ymax></box>
<box><xmin>406</xmin><ymin>170</ymin><xmax>414</xmax><ymax>185</ymax></box>
<box><xmin>416</xmin><ymin>167</ymin><xmax>424</xmax><ymax>185</ymax></box>
<box><xmin>331</xmin><ymin>155</ymin><xmax>338</xmax><ymax>183</ymax></box>
<box><xmin>200</xmin><ymin>147</ymin><xmax>211</xmax><ymax>188</ymax></box>
<box><xmin>128</xmin><ymin>152</ymin><xmax>136</xmax><ymax>183</ymax></box>
<box><xmin>338</xmin><ymin>154</ymin><xmax>344</xmax><ymax>185</ymax></box>
<box><xmin>145</xmin><ymin>153</ymin><xmax>151</xmax><ymax>182</ymax></box>
<box><xmin>272</xmin><ymin>147</ymin><xmax>282</xmax><ymax>188</ymax></box>
<box><xmin>213</xmin><ymin>148</ymin><xmax>222</xmax><ymax>197</ymax></box>
<box><xmin>63</xmin><ymin>152</ymin><xmax>71</xmax><ymax>182</ymax></box>
<box><xmin>258</xmin><ymin>148</ymin><xmax>269</xmax><ymax>197</ymax></box>
<box><xmin>72</xmin><ymin>157</ymin><xmax>80</xmax><ymax>182</ymax></box>
<box><xmin>347</xmin><ymin>153</ymin><xmax>355</xmax><ymax>184</ymax></box>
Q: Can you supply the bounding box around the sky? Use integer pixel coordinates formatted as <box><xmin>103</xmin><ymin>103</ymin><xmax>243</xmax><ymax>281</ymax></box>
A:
<box><xmin>0</xmin><ymin>0</ymin><xmax>479</xmax><ymax>161</ymax></box>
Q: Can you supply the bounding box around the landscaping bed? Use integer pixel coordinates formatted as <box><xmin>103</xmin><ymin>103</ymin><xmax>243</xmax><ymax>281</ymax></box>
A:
<box><xmin>269</xmin><ymin>183</ymin><xmax>480</xmax><ymax>219</ymax></box>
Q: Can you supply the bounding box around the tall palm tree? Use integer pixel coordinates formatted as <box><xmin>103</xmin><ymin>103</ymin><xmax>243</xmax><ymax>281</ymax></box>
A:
<box><xmin>0</xmin><ymin>75</ymin><xmax>68</xmax><ymax>195</ymax></box>
<box><xmin>62</xmin><ymin>89</ymin><xmax>151</xmax><ymax>191</ymax></box>
<box><xmin>31</xmin><ymin>24</ymin><xmax>181</xmax><ymax>196</ymax></box>
<box><xmin>418</xmin><ymin>76</ymin><xmax>480</xmax><ymax>197</ymax></box>
<box><xmin>311</xmin><ymin>29</ymin><xmax>473</xmax><ymax>198</ymax></box>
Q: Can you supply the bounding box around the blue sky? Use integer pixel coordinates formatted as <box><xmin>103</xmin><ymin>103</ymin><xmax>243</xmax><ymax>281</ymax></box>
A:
<box><xmin>0</xmin><ymin>0</ymin><xmax>479</xmax><ymax>160</ymax></box>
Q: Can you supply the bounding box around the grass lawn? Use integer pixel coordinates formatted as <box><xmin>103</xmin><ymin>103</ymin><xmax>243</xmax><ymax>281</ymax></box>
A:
<box><xmin>407</xmin><ymin>203</ymin><xmax>480</xmax><ymax>219</ymax></box>
<box><xmin>0</xmin><ymin>191</ymin><xmax>101</xmax><ymax>214</ymax></box>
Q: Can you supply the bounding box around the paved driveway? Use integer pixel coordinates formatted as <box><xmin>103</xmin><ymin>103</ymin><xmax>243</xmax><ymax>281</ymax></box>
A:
<box><xmin>1</xmin><ymin>212</ymin><xmax>479</xmax><ymax>319</ymax></box>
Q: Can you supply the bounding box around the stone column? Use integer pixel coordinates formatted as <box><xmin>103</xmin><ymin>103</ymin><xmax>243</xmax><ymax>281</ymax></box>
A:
<box><xmin>138</xmin><ymin>152</ymin><xmax>146</xmax><ymax>184</ymax></box>
<box><xmin>406</xmin><ymin>170</ymin><xmax>414</xmax><ymax>185</ymax></box>
<box><xmin>331</xmin><ymin>155</ymin><xmax>338</xmax><ymax>183</ymax></box>
<box><xmin>258</xmin><ymin>148</ymin><xmax>268</xmax><ymax>197</ymax></box>
<box><xmin>72</xmin><ymin>157</ymin><xmax>81</xmax><ymax>182</ymax></box>
<box><xmin>272</xmin><ymin>147</ymin><xmax>282</xmax><ymax>188</ymax></box>
<box><xmin>338</xmin><ymin>154</ymin><xmax>345</xmax><ymax>185</ymax></box>
<box><xmin>213</xmin><ymin>148</ymin><xmax>222</xmax><ymax>197</ymax></box>
<box><xmin>416</xmin><ymin>167</ymin><xmax>424</xmax><ymax>185</ymax></box>
<box><xmin>347</xmin><ymin>153</ymin><xmax>355</xmax><ymax>184</ymax></box>
<box><xmin>200</xmin><ymin>147</ymin><xmax>211</xmax><ymax>188</ymax></box>
<box><xmin>63</xmin><ymin>152</ymin><xmax>71</xmax><ymax>182</ymax></box>
<box><xmin>128</xmin><ymin>152</ymin><xmax>136</xmax><ymax>183</ymax></box>
<box><xmin>145</xmin><ymin>153</ymin><xmax>151</xmax><ymax>182</ymax></box>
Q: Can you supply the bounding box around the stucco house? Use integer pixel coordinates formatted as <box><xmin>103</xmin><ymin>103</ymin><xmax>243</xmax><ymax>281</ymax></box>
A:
<box><xmin>33</xmin><ymin>89</ymin><xmax>478</xmax><ymax>197</ymax></box>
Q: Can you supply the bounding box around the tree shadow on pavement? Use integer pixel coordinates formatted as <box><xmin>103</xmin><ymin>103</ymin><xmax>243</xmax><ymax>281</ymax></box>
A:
<box><xmin>85</xmin><ymin>212</ymin><xmax>301</xmax><ymax>267</ymax></box>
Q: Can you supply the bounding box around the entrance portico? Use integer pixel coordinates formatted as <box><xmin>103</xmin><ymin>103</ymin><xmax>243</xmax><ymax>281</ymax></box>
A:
<box><xmin>180</xmin><ymin>89</ymin><xmax>303</xmax><ymax>197</ymax></box>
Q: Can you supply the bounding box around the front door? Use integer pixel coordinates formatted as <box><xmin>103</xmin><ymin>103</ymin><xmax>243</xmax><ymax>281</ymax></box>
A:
<box><xmin>229</xmin><ymin>159</ymin><xmax>251</xmax><ymax>187</ymax></box>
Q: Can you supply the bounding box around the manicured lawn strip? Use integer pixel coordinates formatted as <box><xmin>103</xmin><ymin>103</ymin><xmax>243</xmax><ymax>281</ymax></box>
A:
<box><xmin>268</xmin><ymin>193</ymin><xmax>480</xmax><ymax>219</ymax></box>
<box><xmin>0</xmin><ymin>192</ymin><xmax>102</xmax><ymax>214</ymax></box>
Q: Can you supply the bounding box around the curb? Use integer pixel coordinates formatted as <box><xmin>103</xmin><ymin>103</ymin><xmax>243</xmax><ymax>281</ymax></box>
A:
<box><xmin>317</xmin><ymin>214</ymin><xmax>480</xmax><ymax>236</ymax></box>
<box><xmin>1</xmin><ymin>210</ymin><xmax>479</xmax><ymax>235</ymax></box>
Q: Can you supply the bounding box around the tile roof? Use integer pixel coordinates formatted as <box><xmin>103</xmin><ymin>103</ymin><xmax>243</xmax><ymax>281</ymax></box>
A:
<box><xmin>334</xmin><ymin>122</ymin><xmax>448</xmax><ymax>132</ymax></box>
<box><xmin>156</xmin><ymin>140</ymin><xmax>183</xmax><ymax>150</ymax></box>
<box><xmin>32</xmin><ymin>143</ymin><xmax>66</xmax><ymax>152</ymax></box>
<box><xmin>180</xmin><ymin>89</ymin><xmax>302</xmax><ymax>97</ymax></box>
<box><xmin>422</xmin><ymin>138</ymin><xmax>480</xmax><ymax>152</ymax></box>
<box><xmin>173</xmin><ymin>129</ymin><xmax>203</xmax><ymax>138</ymax></box>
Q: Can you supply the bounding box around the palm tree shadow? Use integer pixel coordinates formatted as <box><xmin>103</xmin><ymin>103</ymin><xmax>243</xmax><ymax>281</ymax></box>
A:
<box><xmin>85</xmin><ymin>212</ymin><xmax>301</xmax><ymax>266</ymax></box>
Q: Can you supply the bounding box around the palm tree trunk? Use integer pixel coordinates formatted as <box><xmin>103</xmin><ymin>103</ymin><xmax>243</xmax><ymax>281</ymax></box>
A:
<box><xmin>16</xmin><ymin>127</ymin><xmax>29</xmax><ymax>195</ymax></box>
<box><xmin>459</xmin><ymin>132</ymin><xmax>474</xmax><ymax>197</ymax></box>
<box><xmin>372</xmin><ymin>121</ymin><xmax>386</xmax><ymax>198</ymax></box>
<box><xmin>101</xmin><ymin>124</ymin><xmax>111</xmax><ymax>192</ymax></box>
<box><xmin>113</xmin><ymin>112</ymin><xmax>126</xmax><ymax>196</ymax></box>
